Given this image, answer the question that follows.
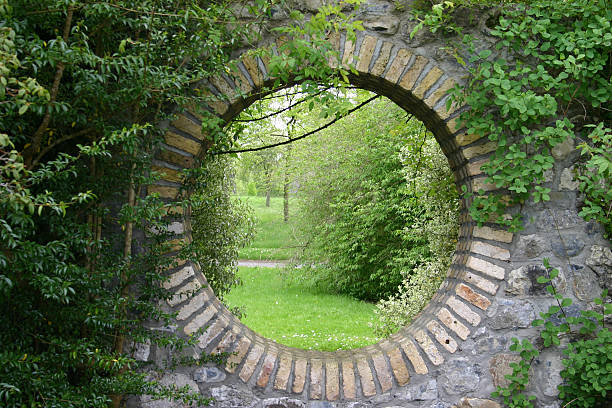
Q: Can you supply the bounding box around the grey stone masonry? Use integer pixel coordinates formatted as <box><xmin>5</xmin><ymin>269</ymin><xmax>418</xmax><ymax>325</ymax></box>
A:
<box><xmin>130</xmin><ymin>1</ymin><xmax>611</xmax><ymax>407</ymax></box>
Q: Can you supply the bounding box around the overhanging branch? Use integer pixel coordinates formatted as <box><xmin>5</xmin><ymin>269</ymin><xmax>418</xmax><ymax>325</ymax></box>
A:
<box><xmin>214</xmin><ymin>94</ymin><xmax>380</xmax><ymax>155</ymax></box>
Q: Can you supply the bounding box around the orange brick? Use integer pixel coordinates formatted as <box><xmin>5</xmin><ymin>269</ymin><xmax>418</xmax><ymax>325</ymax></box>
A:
<box><xmin>256</xmin><ymin>351</ymin><xmax>278</xmax><ymax>388</ymax></box>
<box><xmin>456</xmin><ymin>283</ymin><xmax>491</xmax><ymax>310</ymax></box>
<box><xmin>446</xmin><ymin>295</ymin><xmax>482</xmax><ymax>326</ymax></box>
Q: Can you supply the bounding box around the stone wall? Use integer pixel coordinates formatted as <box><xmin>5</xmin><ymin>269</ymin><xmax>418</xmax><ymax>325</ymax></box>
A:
<box><xmin>131</xmin><ymin>1</ymin><xmax>611</xmax><ymax>407</ymax></box>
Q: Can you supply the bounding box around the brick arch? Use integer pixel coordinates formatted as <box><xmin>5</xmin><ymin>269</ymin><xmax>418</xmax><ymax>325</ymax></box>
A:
<box><xmin>149</xmin><ymin>32</ymin><xmax>514</xmax><ymax>403</ymax></box>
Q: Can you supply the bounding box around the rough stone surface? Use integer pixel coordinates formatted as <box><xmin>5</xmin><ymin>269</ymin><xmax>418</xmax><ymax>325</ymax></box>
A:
<box><xmin>194</xmin><ymin>366</ymin><xmax>226</xmax><ymax>383</ymax></box>
<box><xmin>440</xmin><ymin>358</ymin><xmax>481</xmax><ymax>395</ymax></box>
<box><xmin>506</xmin><ymin>264</ymin><xmax>567</xmax><ymax>296</ymax></box>
<box><xmin>363</xmin><ymin>16</ymin><xmax>399</xmax><ymax>35</ymax></box>
<box><xmin>487</xmin><ymin>299</ymin><xmax>535</xmax><ymax>329</ymax></box>
<box><xmin>516</xmin><ymin>234</ymin><xmax>549</xmax><ymax>259</ymax></box>
<box><xmin>551</xmin><ymin>234</ymin><xmax>584</xmax><ymax>258</ymax></box>
<box><xmin>210</xmin><ymin>384</ymin><xmax>259</xmax><ymax>408</ymax></box>
<box><xmin>533</xmin><ymin>352</ymin><xmax>563</xmax><ymax>397</ymax></box>
<box><xmin>551</xmin><ymin>136</ymin><xmax>575</xmax><ymax>160</ymax></box>
<box><xmin>489</xmin><ymin>354</ymin><xmax>521</xmax><ymax>388</ymax></box>
<box><xmin>586</xmin><ymin>245</ymin><xmax>612</xmax><ymax>289</ymax></box>
<box><xmin>393</xmin><ymin>379</ymin><xmax>438</xmax><ymax>401</ymax></box>
<box><xmin>457</xmin><ymin>397</ymin><xmax>501</xmax><ymax>408</ymax></box>
<box><xmin>263</xmin><ymin>397</ymin><xmax>306</xmax><ymax>408</ymax></box>
<box><xmin>559</xmin><ymin>167</ymin><xmax>579</xmax><ymax>190</ymax></box>
<box><xmin>571</xmin><ymin>265</ymin><xmax>601</xmax><ymax>301</ymax></box>
<box><xmin>140</xmin><ymin>373</ymin><xmax>199</xmax><ymax>408</ymax></box>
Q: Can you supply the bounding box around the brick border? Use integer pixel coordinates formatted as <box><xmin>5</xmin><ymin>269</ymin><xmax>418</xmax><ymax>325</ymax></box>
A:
<box><xmin>150</xmin><ymin>32</ymin><xmax>515</xmax><ymax>402</ymax></box>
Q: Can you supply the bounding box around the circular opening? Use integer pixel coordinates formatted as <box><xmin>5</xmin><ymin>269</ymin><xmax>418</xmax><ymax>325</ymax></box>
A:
<box><xmin>190</xmin><ymin>85</ymin><xmax>460</xmax><ymax>351</ymax></box>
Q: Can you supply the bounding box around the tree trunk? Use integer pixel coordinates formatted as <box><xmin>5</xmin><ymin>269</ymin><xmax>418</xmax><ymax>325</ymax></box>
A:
<box><xmin>265</xmin><ymin>167</ymin><xmax>272</xmax><ymax>207</ymax></box>
<box><xmin>266</xmin><ymin>188</ymin><xmax>271</xmax><ymax>207</ymax></box>
<box><xmin>283</xmin><ymin>144</ymin><xmax>292</xmax><ymax>222</ymax></box>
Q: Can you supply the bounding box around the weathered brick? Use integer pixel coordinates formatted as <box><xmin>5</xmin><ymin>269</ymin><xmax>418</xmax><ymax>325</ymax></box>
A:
<box><xmin>148</xmin><ymin>185</ymin><xmax>179</xmax><ymax>199</ymax></box>
<box><xmin>414</xmin><ymin>330</ymin><xmax>444</xmax><ymax>365</ymax></box>
<box><xmin>293</xmin><ymin>358</ymin><xmax>308</xmax><ymax>394</ymax></box>
<box><xmin>164</xmin><ymin>131</ymin><xmax>202</xmax><ymax>155</ymax></box>
<box><xmin>197</xmin><ymin>317</ymin><xmax>227</xmax><ymax>349</ymax></box>
<box><xmin>446</xmin><ymin>116</ymin><xmax>464</xmax><ymax>134</ymax></box>
<box><xmin>413</xmin><ymin>66</ymin><xmax>444</xmax><ymax>98</ymax></box>
<box><xmin>463</xmin><ymin>141</ymin><xmax>497</xmax><ymax>160</ymax></box>
<box><xmin>341</xmin><ymin>38</ymin><xmax>356</xmax><ymax>69</ymax></box>
<box><xmin>168</xmin><ymin>279</ymin><xmax>202</xmax><ymax>307</ymax></box>
<box><xmin>172</xmin><ymin>115</ymin><xmax>202</xmax><ymax>138</ymax></box>
<box><xmin>426</xmin><ymin>320</ymin><xmax>458</xmax><ymax>353</ymax></box>
<box><xmin>310</xmin><ymin>359</ymin><xmax>323</xmax><ymax>399</ymax></box>
<box><xmin>399</xmin><ymin>339</ymin><xmax>428</xmax><ymax>375</ymax></box>
<box><xmin>399</xmin><ymin>55</ymin><xmax>427</xmax><ymax>90</ymax></box>
<box><xmin>163</xmin><ymin>238</ymin><xmax>185</xmax><ymax>253</ymax></box>
<box><xmin>384</xmin><ymin>48</ymin><xmax>412</xmax><ymax>84</ymax></box>
<box><xmin>229</xmin><ymin>65</ymin><xmax>253</xmax><ymax>95</ymax></box>
<box><xmin>326</xmin><ymin>32</ymin><xmax>341</xmax><ymax>68</ymax></box>
<box><xmin>239</xmin><ymin>343</ymin><xmax>264</xmax><ymax>383</ymax></box>
<box><xmin>356</xmin><ymin>35</ymin><xmax>378</xmax><ymax>73</ymax></box>
<box><xmin>436</xmin><ymin>307</ymin><xmax>470</xmax><ymax>340</ymax></box>
<box><xmin>473</xmin><ymin>226</ymin><xmax>513</xmax><ymax>244</ymax></box>
<box><xmin>225</xmin><ymin>336</ymin><xmax>251</xmax><ymax>373</ymax></box>
<box><xmin>456</xmin><ymin>283</ymin><xmax>491</xmax><ymax>310</ymax></box>
<box><xmin>325</xmin><ymin>360</ymin><xmax>340</xmax><ymax>401</ymax></box>
<box><xmin>472</xmin><ymin>177</ymin><xmax>498</xmax><ymax>192</ymax></box>
<box><xmin>467</xmin><ymin>159</ymin><xmax>488</xmax><ymax>176</ymax></box>
<box><xmin>386</xmin><ymin>347</ymin><xmax>410</xmax><ymax>386</ymax></box>
<box><xmin>471</xmin><ymin>241</ymin><xmax>510</xmax><ymax>261</ymax></box>
<box><xmin>256</xmin><ymin>351</ymin><xmax>278</xmax><ymax>388</ymax></box>
<box><xmin>464</xmin><ymin>272</ymin><xmax>499</xmax><ymax>295</ymax></box>
<box><xmin>456</xmin><ymin>132</ymin><xmax>483</xmax><ymax>147</ymax></box>
<box><xmin>356</xmin><ymin>358</ymin><xmax>376</xmax><ymax>397</ymax></box>
<box><xmin>164</xmin><ymin>266</ymin><xmax>194</xmax><ymax>290</ymax></box>
<box><xmin>424</xmin><ymin>77</ymin><xmax>456</xmax><ymax>107</ymax></box>
<box><xmin>273</xmin><ymin>353</ymin><xmax>292</xmax><ymax>391</ymax></box>
<box><xmin>213</xmin><ymin>328</ymin><xmax>238</xmax><ymax>354</ymax></box>
<box><xmin>177</xmin><ymin>291</ymin><xmax>209</xmax><ymax>321</ymax></box>
<box><xmin>183</xmin><ymin>304</ymin><xmax>216</xmax><ymax>334</ymax></box>
<box><xmin>446</xmin><ymin>296</ymin><xmax>482</xmax><ymax>326</ymax></box>
<box><xmin>341</xmin><ymin>360</ymin><xmax>356</xmax><ymax>399</ymax></box>
<box><xmin>241</xmin><ymin>55</ymin><xmax>264</xmax><ymax>87</ymax></box>
<box><xmin>152</xmin><ymin>165</ymin><xmax>181</xmax><ymax>183</ymax></box>
<box><xmin>158</xmin><ymin>148</ymin><xmax>195</xmax><ymax>168</ymax></box>
<box><xmin>466</xmin><ymin>256</ymin><xmax>505</xmax><ymax>280</ymax></box>
<box><xmin>209</xmin><ymin>76</ymin><xmax>236</xmax><ymax>104</ymax></box>
<box><xmin>370</xmin><ymin>41</ymin><xmax>393</xmax><ymax>76</ymax></box>
<box><xmin>372</xmin><ymin>352</ymin><xmax>393</xmax><ymax>393</ymax></box>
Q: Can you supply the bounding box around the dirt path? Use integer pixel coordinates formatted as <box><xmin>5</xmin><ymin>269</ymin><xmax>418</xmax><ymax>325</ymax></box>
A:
<box><xmin>237</xmin><ymin>259</ymin><xmax>288</xmax><ymax>268</ymax></box>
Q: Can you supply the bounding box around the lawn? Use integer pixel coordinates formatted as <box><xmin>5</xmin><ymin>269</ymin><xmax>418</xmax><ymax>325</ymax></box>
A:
<box><xmin>224</xmin><ymin>266</ymin><xmax>381</xmax><ymax>351</ymax></box>
<box><xmin>237</xmin><ymin>195</ymin><xmax>297</xmax><ymax>260</ymax></box>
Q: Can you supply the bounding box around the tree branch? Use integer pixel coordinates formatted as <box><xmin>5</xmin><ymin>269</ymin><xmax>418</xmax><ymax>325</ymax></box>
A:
<box><xmin>30</xmin><ymin>127</ymin><xmax>95</xmax><ymax>168</ymax></box>
<box><xmin>26</xmin><ymin>6</ymin><xmax>74</xmax><ymax>168</ymax></box>
<box><xmin>214</xmin><ymin>95</ymin><xmax>380</xmax><ymax>155</ymax></box>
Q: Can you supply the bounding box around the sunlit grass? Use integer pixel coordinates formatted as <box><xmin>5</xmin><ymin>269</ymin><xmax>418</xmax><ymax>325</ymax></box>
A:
<box><xmin>237</xmin><ymin>195</ymin><xmax>297</xmax><ymax>260</ymax></box>
<box><xmin>224</xmin><ymin>266</ymin><xmax>381</xmax><ymax>351</ymax></box>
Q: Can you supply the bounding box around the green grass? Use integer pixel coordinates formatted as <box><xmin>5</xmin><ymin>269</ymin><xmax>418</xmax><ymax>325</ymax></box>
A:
<box><xmin>224</xmin><ymin>266</ymin><xmax>381</xmax><ymax>351</ymax></box>
<box><xmin>237</xmin><ymin>195</ymin><xmax>297</xmax><ymax>260</ymax></box>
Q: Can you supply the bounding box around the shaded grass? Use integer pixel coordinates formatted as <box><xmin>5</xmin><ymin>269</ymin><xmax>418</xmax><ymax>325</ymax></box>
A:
<box><xmin>237</xmin><ymin>195</ymin><xmax>297</xmax><ymax>260</ymax></box>
<box><xmin>224</xmin><ymin>266</ymin><xmax>381</xmax><ymax>351</ymax></box>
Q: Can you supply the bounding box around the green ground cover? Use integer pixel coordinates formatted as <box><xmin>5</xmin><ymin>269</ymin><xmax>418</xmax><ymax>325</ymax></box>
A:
<box><xmin>237</xmin><ymin>195</ymin><xmax>297</xmax><ymax>260</ymax></box>
<box><xmin>224</xmin><ymin>267</ymin><xmax>381</xmax><ymax>351</ymax></box>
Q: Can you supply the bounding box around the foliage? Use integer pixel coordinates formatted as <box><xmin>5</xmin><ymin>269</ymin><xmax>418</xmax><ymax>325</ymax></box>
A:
<box><xmin>0</xmin><ymin>0</ymin><xmax>362</xmax><ymax>405</ymax></box>
<box><xmin>223</xmin><ymin>266</ymin><xmax>380</xmax><ymax>351</ymax></box>
<box><xmin>190</xmin><ymin>157</ymin><xmax>255</xmax><ymax>304</ymax></box>
<box><xmin>491</xmin><ymin>260</ymin><xmax>612</xmax><ymax>408</ymax></box>
<box><xmin>576</xmin><ymin>124</ymin><xmax>612</xmax><ymax>238</ymax></box>
<box><xmin>431</xmin><ymin>0</ymin><xmax>612</xmax><ymax>231</ymax></box>
<box><xmin>287</xmin><ymin>94</ymin><xmax>457</xmax><ymax>302</ymax></box>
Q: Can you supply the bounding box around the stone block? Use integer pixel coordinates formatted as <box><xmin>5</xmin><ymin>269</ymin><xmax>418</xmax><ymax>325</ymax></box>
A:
<box><xmin>551</xmin><ymin>233</ymin><xmax>584</xmax><ymax>258</ymax></box>
<box><xmin>194</xmin><ymin>366</ymin><xmax>226</xmax><ymax>383</ymax></box>
<box><xmin>440</xmin><ymin>358</ymin><xmax>480</xmax><ymax>395</ymax></box>
<box><xmin>325</xmin><ymin>360</ymin><xmax>340</xmax><ymax>401</ymax></box>
<box><xmin>473</xmin><ymin>226</ymin><xmax>513</xmax><ymax>244</ymax></box>
<box><xmin>471</xmin><ymin>241</ymin><xmax>510</xmax><ymax>261</ymax></box>
<box><xmin>516</xmin><ymin>234</ymin><xmax>549</xmax><ymax>259</ymax></box>
<box><xmin>385</xmin><ymin>48</ymin><xmax>412</xmax><ymax>84</ymax></box>
<box><xmin>466</xmin><ymin>256</ymin><xmax>505</xmax><ymax>280</ymax></box>
<box><xmin>256</xmin><ymin>351</ymin><xmax>278</xmax><ymax>388</ymax></box>
<box><xmin>399</xmin><ymin>338</ymin><xmax>428</xmax><ymax>374</ymax></box>
<box><xmin>341</xmin><ymin>360</ymin><xmax>356</xmax><ymax>399</ymax></box>
<box><xmin>464</xmin><ymin>272</ymin><xmax>498</xmax><ymax>295</ymax></box>
<box><xmin>310</xmin><ymin>359</ymin><xmax>323</xmax><ymax>399</ymax></box>
<box><xmin>559</xmin><ymin>166</ymin><xmax>579</xmax><ymax>190</ymax></box>
<box><xmin>274</xmin><ymin>353</ymin><xmax>293</xmax><ymax>391</ymax></box>
<box><xmin>197</xmin><ymin>317</ymin><xmax>226</xmax><ymax>348</ymax></box>
<box><xmin>394</xmin><ymin>379</ymin><xmax>438</xmax><ymax>401</ymax></box>
<box><xmin>425</xmin><ymin>78</ymin><xmax>456</xmax><ymax>108</ymax></box>
<box><xmin>399</xmin><ymin>55</ymin><xmax>428</xmax><ymax>90</ymax></box>
<box><xmin>415</xmin><ymin>329</ymin><xmax>444</xmax><ymax>366</ymax></box>
<box><xmin>293</xmin><ymin>358</ymin><xmax>308</xmax><ymax>394</ymax></box>
<box><xmin>436</xmin><ymin>307</ymin><xmax>470</xmax><ymax>340</ymax></box>
<box><xmin>168</xmin><ymin>278</ymin><xmax>202</xmax><ymax>308</ymax></box>
<box><xmin>356</xmin><ymin>358</ymin><xmax>376</xmax><ymax>397</ymax></box>
<box><xmin>356</xmin><ymin>35</ymin><xmax>377</xmax><ymax>73</ymax></box>
<box><xmin>177</xmin><ymin>292</ymin><xmax>210</xmax><ymax>321</ymax></box>
<box><xmin>372</xmin><ymin>352</ymin><xmax>393</xmax><ymax>393</ymax></box>
<box><xmin>341</xmin><ymin>38</ymin><xmax>356</xmax><ymax>69</ymax></box>
<box><xmin>370</xmin><ymin>41</ymin><xmax>393</xmax><ymax>76</ymax></box>
<box><xmin>446</xmin><ymin>295</ymin><xmax>481</xmax><ymax>326</ymax></box>
<box><xmin>427</xmin><ymin>320</ymin><xmax>458</xmax><ymax>353</ymax></box>
<box><xmin>226</xmin><ymin>336</ymin><xmax>251</xmax><ymax>373</ymax></box>
<box><xmin>363</xmin><ymin>16</ymin><xmax>400</xmax><ymax>35</ymax></box>
<box><xmin>239</xmin><ymin>343</ymin><xmax>264</xmax><ymax>383</ymax></box>
<box><xmin>489</xmin><ymin>354</ymin><xmax>521</xmax><ymax>388</ymax></box>
<box><xmin>458</xmin><ymin>397</ymin><xmax>501</xmax><ymax>408</ymax></box>
<box><xmin>463</xmin><ymin>142</ymin><xmax>496</xmax><ymax>160</ymax></box>
<box><xmin>413</xmin><ymin>66</ymin><xmax>443</xmax><ymax>98</ymax></box>
<box><xmin>456</xmin><ymin>284</ymin><xmax>491</xmax><ymax>311</ymax></box>
<box><xmin>486</xmin><ymin>298</ymin><xmax>535</xmax><ymax>330</ymax></box>
<box><xmin>386</xmin><ymin>346</ymin><xmax>410</xmax><ymax>386</ymax></box>
<box><xmin>505</xmin><ymin>264</ymin><xmax>567</xmax><ymax>296</ymax></box>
